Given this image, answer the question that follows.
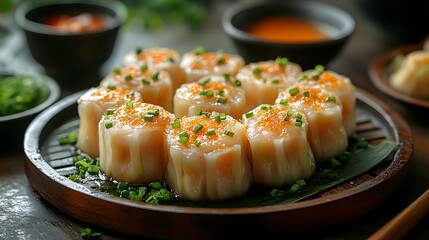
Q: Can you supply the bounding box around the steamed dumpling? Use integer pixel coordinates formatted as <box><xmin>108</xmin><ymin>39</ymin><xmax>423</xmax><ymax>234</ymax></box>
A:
<box><xmin>180</xmin><ymin>46</ymin><xmax>245</xmax><ymax>83</ymax></box>
<box><xmin>164</xmin><ymin>111</ymin><xmax>252</xmax><ymax>201</ymax></box>
<box><xmin>389</xmin><ymin>50</ymin><xmax>429</xmax><ymax>99</ymax></box>
<box><xmin>236</xmin><ymin>57</ymin><xmax>302</xmax><ymax>111</ymax></box>
<box><xmin>100</xmin><ymin>66</ymin><xmax>173</xmax><ymax>112</ymax></box>
<box><xmin>299</xmin><ymin>66</ymin><xmax>356</xmax><ymax>136</ymax></box>
<box><xmin>242</xmin><ymin>104</ymin><xmax>315</xmax><ymax>187</ymax></box>
<box><xmin>99</xmin><ymin>102</ymin><xmax>174</xmax><ymax>183</ymax></box>
<box><xmin>275</xmin><ymin>84</ymin><xmax>348</xmax><ymax>162</ymax></box>
<box><xmin>121</xmin><ymin>47</ymin><xmax>186</xmax><ymax>91</ymax></box>
<box><xmin>76</xmin><ymin>86</ymin><xmax>142</xmax><ymax>158</ymax></box>
<box><xmin>174</xmin><ymin>74</ymin><xmax>247</xmax><ymax>119</ymax></box>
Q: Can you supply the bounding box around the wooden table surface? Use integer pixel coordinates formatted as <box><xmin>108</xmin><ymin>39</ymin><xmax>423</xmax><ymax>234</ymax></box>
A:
<box><xmin>1</xmin><ymin>1</ymin><xmax>429</xmax><ymax>239</ymax></box>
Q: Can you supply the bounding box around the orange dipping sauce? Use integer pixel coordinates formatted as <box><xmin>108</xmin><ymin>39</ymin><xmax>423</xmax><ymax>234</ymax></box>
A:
<box><xmin>43</xmin><ymin>13</ymin><xmax>106</xmax><ymax>33</ymax></box>
<box><xmin>247</xmin><ymin>16</ymin><xmax>329</xmax><ymax>43</ymax></box>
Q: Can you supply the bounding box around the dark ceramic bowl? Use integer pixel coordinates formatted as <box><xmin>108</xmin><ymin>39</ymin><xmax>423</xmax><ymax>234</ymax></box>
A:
<box><xmin>14</xmin><ymin>0</ymin><xmax>127</xmax><ymax>90</ymax></box>
<box><xmin>222</xmin><ymin>0</ymin><xmax>355</xmax><ymax>70</ymax></box>
<box><xmin>0</xmin><ymin>72</ymin><xmax>60</xmax><ymax>149</ymax></box>
<box><xmin>352</xmin><ymin>0</ymin><xmax>429</xmax><ymax>43</ymax></box>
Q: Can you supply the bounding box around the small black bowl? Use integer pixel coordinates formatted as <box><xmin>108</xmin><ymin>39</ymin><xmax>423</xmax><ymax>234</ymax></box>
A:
<box><xmin>352</xmin><ymin>0</ymin><xmax>429</xmax><ymax>43</ymax></box>
<box><xmin>14</xmin><ymin>0</ymin><xmax>127</xmax><ymax>90</ymax></box>
<box><xmin>222</xmin><ymin>0</ymin><xmax>355</xmax><ymax>70</ymax></box>
<box><xmin>0</xmin><ymin>72</ymin><xmax>60</xmax><ymax>150</ymax></box>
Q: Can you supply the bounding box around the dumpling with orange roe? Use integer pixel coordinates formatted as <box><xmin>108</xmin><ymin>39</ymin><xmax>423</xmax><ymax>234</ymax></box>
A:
<box><xmin>236</xmin><ymin>57</ymin><xmax>302</xmax><ymax>111</ymax></box>
<box><xmin>180</xmin><ymin>46</ymin><xmax>245</xmax><ymax>83</ymax></box>
<box><xmin>164</xmin><ymin>111</ymin><xmax>252</xmax><ymax>201</ymax></box>
<box><xmin>242</xmin><ymin>104</ymin><xmax>315</xmax><ymax>187</ymax></box>
<box><xmin>298</xmin><ymin>65</ymin><xmax>356</xmax><ymax>136</ymax></box>
<box><xmin>98</xmin><ymin>102</ymin><xmax>175</xmax><ymax>183</ymax></box>
<box><xmin>275</xmin><ymin>84</ymin><xmax>348</xmax><ymax>162</ymax></box>
<box><xmin>174</xmin><ymin>74</ymin><xmax>246</xmax><ymax>119</ymax></box>
<box><xmin>100</xmin><ymin>66</ymin><xmax>173</xmax><ymax>112</ymax></box>
<box><xmin>76</xmin><ymin>86</ymin><xmax>142</xmax><ymax>158</ymax></box>
<box><xmin>121</xmin><ymin>47</ymin><xmax>186</xmax><ymax>91</ymax></box>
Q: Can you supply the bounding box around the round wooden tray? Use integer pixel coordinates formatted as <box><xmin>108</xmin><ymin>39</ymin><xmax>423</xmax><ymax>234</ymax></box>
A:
<box><xmin>23</xmin><ymin>89</ymin><xmax>413</xmax><ymax>239</ymax></box>
<box><xmin>369</xmin><ymin>42</ymin><xmax>429</xmax><ymax>108</ymax></box>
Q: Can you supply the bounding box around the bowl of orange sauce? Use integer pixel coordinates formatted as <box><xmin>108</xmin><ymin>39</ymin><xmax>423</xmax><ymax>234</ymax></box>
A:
<box><xmin>14</xmin><ymin>0</ymin><xmax>127</xmax><ymax>90</ymax></box>
<box><xmin>222</xmin><ymin>0</ymin><xmax>355</xmax><ymax>70</ymax></box>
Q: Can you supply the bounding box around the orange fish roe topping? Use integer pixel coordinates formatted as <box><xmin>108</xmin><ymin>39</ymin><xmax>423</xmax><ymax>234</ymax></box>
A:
<box><xmin>88</xmin><ymin>87</ymin><xmax>140</xmax><ymax>105</ymax></box>
<box><xmin>188</xmin><ymin>52</ymin><xmax>232</xmax><ymax>70</ymax></box>
<box><xmin>135</xmin><ymin>48</ymin><xmax>179</xmax><ymax>64</ymax></box>
<box><xmin>182</xmin><ymin>77</ymin><xmax>234</xmax><ymax>103</ymax></box>
<box><xmin>104</xmin><ymin>102</ymin><xmax>171</xmax><ymax>129</ymax></box>
<box><xmin>170</xmin><ymin>112</ymin><xmax>239</xmax><ymax>149</ymax></box>
<box><xmin>110</xmin><ymin>66</ymin><xmax>167</xmax><ymax>86</ymax></box>
<box><xmin>244</xmin><ymin>105</ymin><xmax>304</xmax><ymax>137</ymax></box>
<box><xmin>278</xmin><ymin>85</ymin><xmax>338</xmax><ymax>111</ymax></box>
<box><xmin>244</xmin><ymin>58</ymin><xmax>294</xmax><ymax>84</ymax></box>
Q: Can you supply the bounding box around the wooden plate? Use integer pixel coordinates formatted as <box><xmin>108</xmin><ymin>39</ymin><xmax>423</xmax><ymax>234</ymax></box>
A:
<box><xmin>23</xmin><ymin>89</ymin><xmax>413</xmax><ymax>239</ymax></box>
<box><xmin>368</xmin><ymin>42</ymin><xmax>429</xmax><ymax>108</ymax></box>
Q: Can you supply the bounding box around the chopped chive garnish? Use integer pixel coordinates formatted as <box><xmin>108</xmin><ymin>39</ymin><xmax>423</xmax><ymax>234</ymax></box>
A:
<box><xmin>168</xmin><ymin>56</ymin><xmax>175</xmax><ymax>63</ymax></box>
<box><xmin>279</xmin><ymin>99</ymin><xmax>288</xmax><ymax>106</ymax></box>
<box><xmin>140</xmin><ymin>64</ymin><xmax>148</xmax><ymax>72</ymax></box>
<box><xmin>194</xmin><ymin>46</ymin><xmax>205</xmax><ymax>55</ymax></box>
<box><xmin>178</xmin><ymin>132</ymin><xmax>189</xmax><ymax>143</ymax></box>
<box><xmin>195</xmin><ymin>108</ymin><xmax>203</xmax><ymax>116</ymax></box>
<box><xmin>326</xmin><ymin>96</ymin><xmax>336</xmax><ymax>102</ymax></box>
<box><xmin>245</xmin><ymin>111</ymin><xmax>254</xmax><ymax>118</ymax></box>
<box><xmin>151</xmin><ymin>72</ymin><xmax>160</xmax><ymax>81</ymax></box>
<box><xmin>171</xmin><ymin>118</ymin><xmax>180</xmax><ymax>128</ymax></box>
<box><xmin>107</xmin><ymin>84</ymin><xmax>116</xmax><ymax>90</ymax></box>
<box><xmin>260</xmin><ymin>105</ymin><xmax>272</xmax><ymax>110</ymax></box>
<box><xmin>303</xmin><ymin>90</ymin><xmax>310</xmax><ymax>97</ymax></box>
<box><xmin>294</xmin><ymin>121</ymin><xmax>303</xmax><ymax>127</ymax></box>
<box><xmin>199</xmin><ymin>89</ymin><xmax>214</xmax><ymax>97</ymax></box>
<box><xmin>314</xmin><ymin>64</ymin><xmax>325</xmax><ymax>73</ymax></box>
<box><xmin>106</xmin><ymin>109</ymin><xmax>114</xmax><ymax>115</ymax></box>
<box><xmin>194</xmin><ymin>140</ymin><xmax>201</xmax><ymax>147</ymax></box>
<box><xmin>105</xmin><ymin>122</ymin><xmax>113</xmax><ymax>129</ymax></box>
<box><xmin>148</xmin><ymin>109</ymin><xmax>160</xmax><ymax>116</ymax></box>
<box><xmin>217</xmin><ymin>89</ymin><xmax>225</xmax><ymax>96</ymax></box>
<box><xmin>287</xmin><ymin>110</ymin><xmax>293</xmax><ymax>116</ymax></box>
<box><xmin>142</xmin><ymin>79</ymin><xmax>150</xmax><ymax>85</ymax></box>
<box><xmin>330</xmin><ymin>157</ymin><xmax>342</xmax><ymax>168</ymax></box>
<box><xmin>216</xmin><ymin>97</ymin><xmax>227</xmax><ymax>103</ymax></box>
<box><xmin>252</xmin><ymin>67</ymin><xmax>262</xmax><ymax>74</ymax></box>
<box><xmin>198</xmin><ymin>77</ymin><xmax>210</xmax><ymax>86</ymax></box>
<box><xmin>214</xmin><ymin>113</ymin><xmax>226</xmax><ymax>122</ymax></box>
<box><xmin>214</xmin><ymin>114</ymin><xmax>221</xmax><ymax>122</ymax></box>
<box><xmin>143</xmin><ymin>115</ymin><xmax>154</xmax><ymax>122</ymax></box>
<box><xmin>289</xmin><ymin>87</ymin><xmax>299</xmax><ymax>96</ymax></box>
<box><xmin>295</xmin><ymin>113</ymin><xmax>303</xmax><ymax>119</ymax></box>
<box><xmin>234</xmin><ymin>79</ymin><xmax>242</xmax><ymax>87</ymax></box>
<box><xmin>216</xmin><ymin>56</ymin><xmax>225</xmax><ymax>64</ymax></box>
<box><xmin>193</xmin><ymin>124</ymin><xmax>203</xmax><ymax>133</ymax></box>
<box><xmin>224</xmin><ymin>73</ymin><xmax>231</xmax><ymax>82</ymax></box>
<box><xmin>262</xmin><ymin>78</ymin><xmax>267</xmax><ymax>84</ymax></box>
<box><xmin>272</xmin><ymin>79</ymin><xmax>280</xmax><ymax>84</ymax></box>
<box><xmin>124</xmin><ymin>74</ymin><xmax>133</xmax><ymax>81</ymax></box>
<box><xmin>206</xmin><ymin>129</ymin><xmax>216</xmax><ymax>135</ymax></box>
<box><xmin>276</xmin><ymin>56</ymin><xmax>289</xmax><ymax>66</ymax></box>
<box><xmin>219</xmin><ymin>113</ymin><xmax>227</xmax><ymax>120</ymax></box>
<box><xmin>224</xmin><ymin>130</ymin><xmax>235</xmax><ymax>137</ymax></box>
<box><xmin>126</xmin><ymin>101</ymin><xmax>133</xmax><ymax>108</ymax></box>
<box><xmin>113</xmin><ymin>68</ymin><xmax>121</xmax><ymax>74</ymax></box>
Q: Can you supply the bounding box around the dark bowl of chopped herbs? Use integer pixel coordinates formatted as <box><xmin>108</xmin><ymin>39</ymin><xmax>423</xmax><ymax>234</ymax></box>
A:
<box><xmin>0</xmin><ymin>72</ymin><xmax>60</xmax><ymax>149</ymax></box>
